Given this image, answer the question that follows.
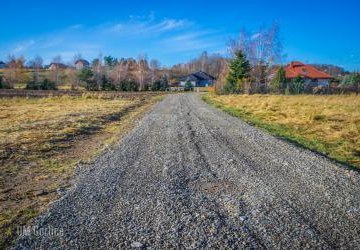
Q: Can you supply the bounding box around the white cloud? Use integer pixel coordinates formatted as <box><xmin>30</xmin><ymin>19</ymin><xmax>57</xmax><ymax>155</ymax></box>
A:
<box><xmin>158</xmin><ymin>31</ymin><xmax>223</xmax><ymax>53</ymax></box>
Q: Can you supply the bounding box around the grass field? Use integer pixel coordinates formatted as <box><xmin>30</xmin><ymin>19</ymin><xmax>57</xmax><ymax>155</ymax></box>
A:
<box><xmin>203</xmin><ymin>94</ymin><xmax>360</xmax><ymax>169</ymax></box>
<box><xmin>0</xmin><ymin>93</ymin><xmax>162</xmax><ymax>247</ymax></box>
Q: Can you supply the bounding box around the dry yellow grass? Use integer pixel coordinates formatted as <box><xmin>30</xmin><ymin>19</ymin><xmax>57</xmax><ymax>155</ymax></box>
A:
<box><xmin>0</xmin><ymin>94</ymin><xmax>161</xmax><ymax>247</ymax></box>
<box><xmin>203</xmin><ymin>94</ymin><xmax>360</xmax><ymax>168</ymax></box>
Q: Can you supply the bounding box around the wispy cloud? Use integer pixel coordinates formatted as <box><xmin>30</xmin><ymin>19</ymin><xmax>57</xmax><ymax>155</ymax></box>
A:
<box><xmin>158</xmin><ymin>30</ymin><xmax>224</xmax><ymax>53</ymax></box>
<box><xmin>39</xmin><ymin>38</ymin><xmax>64</xmax><ymax>49</ymax></box>
<box><xmin>12</xmin><ymin>40</ymin><xmax>35</xmax><ymax>53</ymax></box>
<box><xmin>3</xmin><ymin>13</ymin><xmax>226</xmax><ymax>65</ymax></box>
<box><xmin>68</xmin><ymin>24</ymin><xmax>83</xmax><ymax>30</ymax></box>
<box><xmin>105</xmin><ymin>18</ymin><xmax>190</xmax><ymax>37</ymax></box>
<box><xmin>251</xmin><ymin>33</ymin><xmax>261</xmax><ymax>40</ymax></box>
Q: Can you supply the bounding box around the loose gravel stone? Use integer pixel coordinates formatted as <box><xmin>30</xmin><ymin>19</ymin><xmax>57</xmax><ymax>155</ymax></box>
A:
<box><xmin>14</xmin><ymin>94</ymin><xmax>360</xmax><ymax>249</ymax></box>
<box><xmin>130</xmin><ymin>242</ymin><xmax>143</xmax><ymax>248</ymax></box>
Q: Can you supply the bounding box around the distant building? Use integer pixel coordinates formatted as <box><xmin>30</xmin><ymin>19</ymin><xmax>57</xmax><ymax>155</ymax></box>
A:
<box><xmin>0</xmin><ymin>61</ymin><xmax>6</xmax><ymax>69</ymax></box>
<box><xmin>48</xmin><ymin>63</ymin><xmax>67</xmax><ymax>70</ymax></box>
<box><xmin>179</xmin><ymin>71</ymin><xmax>215</xmax><ymax>87</ymax></box>
<box><xmin>285</xmin><ymin>61</ymin><xmax>333</xmax><ymax>87</ymax></box>
<box><xmin>74</xmin><ymin>59</ymin><xmax>90</xmax><ymax>70</ymax></box>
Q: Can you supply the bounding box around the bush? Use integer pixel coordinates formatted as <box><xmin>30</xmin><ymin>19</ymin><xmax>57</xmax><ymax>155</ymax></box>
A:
<box><xmin>288</xmin><ymin>76</ymin><xmax>304</xmax><ymax>94</ymax></box>
<box><xmin>84</xmin><ymin>80</ymin><xmax>98</xmax><ymax>91</ymax></box>
<box><xmin>151</xmin><ymin>78</ymin><xmax>169</xmax><ymax>91</ymax></box>
<box><xmin>118</xmin><ymin>80</ymin><xmax>138</xmax><ymax>91</ymax></box>
<box><xmin>101</xmin><ymin>75</ymin><xmax>116</xmax><ymax>91</ymax></box>
<box><xmin>342</xmin><ymin>73</ymin><xmax>360</xmax><ymax>86</ymax></box>
<box><xmin>41</xmin><ymin>79</ymin><xmax>57</xmax><ymax>90</ymax></box>
<box><xmin>25</xmin><ymin>79</ymin><xmax>57</xmax><ymax>90</ymax></box>
<box><xmin>224</xmin><ymin>79</ymin><xmax>244</xmax><ymax>94</ymax></box>
<box><xmin>0</xmin><ymin>76</ymin><xmax>13</xmax><ymax>89</ymax></box>
<box><xmin>312</xmin><ymin>86</ymin><xmax>329</xmax><ymax>95</ymax></box>
<box><xmin>270</xmin><ymin>67</ymin><xmax>287</xmax><ymax>93</ymax></box>
<box><xmin>184</xmin><ymin>81</ymin><xmax>194</xmax><ymax>91</ymax></box>
<box><xmin>77</xmin><ymin>69</ymin><xmax>97</xmax><ymax>90</ymax></box>
<box><xmin>78</xmin><ymin>69</ymin><xmax>93</xmax><ymax>83</ymax></box>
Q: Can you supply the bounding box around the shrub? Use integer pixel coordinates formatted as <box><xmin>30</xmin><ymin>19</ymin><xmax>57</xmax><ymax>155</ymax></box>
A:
<box><xmin>288</xmin><ymin>76</ymin><xmax>304</xmax><ymax>94</ymax></box>
<box><xmin>270</xmin><ymin>67</ymin><xmax>287</xmax><ymax>93</ymax></box>
<box><xmin>184</xmin><ymin>81</ymin><xmax>194</xmax><ymax>91</ymax></box>
<box><xmin>77</xmin><ymin>69</ymin><xmax>93</xmax><ymax>83</ymax></box>
<box><xmin>41</xmin><ymin>79</ymin><xmax>57</xmax><ymax>90</ymax></box>
<box><xmin>25</xmin><ymin>79</ymin><xmax>57</xmax><ymax>90</ymax></box>
<box><xmin>84</xmin><ymin>80</ymin><xmax>98</xmax><ymax>91</ymax></box>
<box><xmin>342</xmin><ymin>73</ymin><xmax>360</xmax><ymax>86</ymax></box>
<box><xmin>118</xmin><ymin>80</ymin><xmax>138</xmax><ymax>91</ymax></box>
<box><xmin>101</xmin><ymin>75</ymin><xmax>116</xmax><ymax>91</ymax></box>
<box><xmin>151</xmin><ymin>81</ymin><xmax>162</xmax><ymax>91</ymax></box>
<box><xmin>0</xmin><ymin>76</ymin><xmax>12</xmax><ymax>89</ymax></box>
<box><xmin>77</xmin><ymin>69</ymin><xmax>97</xmax><ymax>90</ymax></box>
<box><xmin>151</xmin><ymin>78</ymin><xmax>169</xmax><ymax>91</ymax></box>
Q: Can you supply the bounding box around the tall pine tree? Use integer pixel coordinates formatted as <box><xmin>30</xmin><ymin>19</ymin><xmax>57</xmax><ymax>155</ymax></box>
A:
<box><xmin>225</xmin><ymin>51</ymin><xmax>250</xmax><ymax>94</ymax></box>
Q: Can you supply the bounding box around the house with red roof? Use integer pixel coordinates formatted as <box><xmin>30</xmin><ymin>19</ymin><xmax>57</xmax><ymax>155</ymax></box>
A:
<box><xmin>284</xmin><ymin>61</ymin><xmax>333</xmax><ymax>87</ymax></box>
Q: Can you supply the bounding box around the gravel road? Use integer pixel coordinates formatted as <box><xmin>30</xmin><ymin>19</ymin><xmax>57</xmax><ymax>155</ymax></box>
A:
<box><xmin>15</xmin><ymin>94</ymin><xmax>360</xmax><ymax>249</ymax></box>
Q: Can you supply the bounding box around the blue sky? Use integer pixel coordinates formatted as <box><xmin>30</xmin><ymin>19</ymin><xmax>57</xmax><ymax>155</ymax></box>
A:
<box><xmin>1</xmin><ymin>0</ymin><xmax>359</xmax><ymax>70</ymax></box>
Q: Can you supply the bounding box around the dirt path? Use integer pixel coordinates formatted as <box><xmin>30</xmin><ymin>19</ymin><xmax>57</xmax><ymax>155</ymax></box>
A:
<box><xmin>15</xmin><ymin>94</ymin><xmax>360</xmax><ymax>249</ymax></box>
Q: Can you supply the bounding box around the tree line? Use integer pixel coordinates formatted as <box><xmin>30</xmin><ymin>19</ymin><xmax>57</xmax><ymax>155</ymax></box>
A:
<box><xmin>0</xmin><ymin>52</ymin><xmax>227</xmax><ymax>91</ymax></box>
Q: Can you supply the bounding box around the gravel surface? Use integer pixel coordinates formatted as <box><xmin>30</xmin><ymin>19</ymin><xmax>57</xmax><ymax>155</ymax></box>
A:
<box><xmin>15</xmin><ymin>94</ymin><xmax>360</xmax><ymax>249</ymax></box>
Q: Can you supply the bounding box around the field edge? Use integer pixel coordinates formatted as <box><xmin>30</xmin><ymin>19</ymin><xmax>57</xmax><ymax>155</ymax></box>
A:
<box><xmin>201</xmin><ymin>93</ymin><xmax>359</xmax><ymax>171</ymax></box>
<box><xmin>0</xmin><ymin>94</ymin><xmax>165</xmax><ymax>249</ymax></box>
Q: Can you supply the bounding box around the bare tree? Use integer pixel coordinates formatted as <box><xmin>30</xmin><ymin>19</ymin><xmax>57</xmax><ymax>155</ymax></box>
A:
<box><xmin>29</xmin><ymin>55</ymin><xmax>43</xmax><ymax>82</ymax></box>
<box><xmin>170</xmin><ymin>51</ymin><xmax>226</xmax><ymax>80</ymax></box>
<box><xmin>215</xmin><ymin>59</ymin><xmax>230</xmax><ymax>93</ymax></box>
<box><xmin>73</xmin><ymin>53</ymin><xmax>83</xmax><ymax>63</ymax></box>
<box><xmin>229</xmin><ymin>24</ymin><xmax>283</xmax><ymax>92</ymax></box>
<box><xmin>150</xmin><ymin>59</ymin><xmax>160</xmax><ymax>84</ymax></box>
<box><xmin>125</xmin><ymin>58</ymin><xmax>137</xmax><ymax>81</ymax></box>
<box><xmin>52</xmin><ymin>55</ymin><xmax>62</xmax><ymax>64</ymax></box>
<box><xmin>92</xmin><ymin>53</ymin><xmax>103</xmax><ymax>90</ymax></box>
<box><xmin>5</xmin><ymin>55</ymin><xmax>26</xmax><ymax>87</ymax></box>
<box><xmin>51</xmin><ymin>55</ymin><xmax>63</xmax><ymax>85</ymax></box>
<box><xmin>112</xmin><ymin>58</ymin><xmax>128</xmax><ymax>85</ymax></box>
<box><xmin>65</xmin><ymin>68</ymin><xmax>78</xmax><ymax>89</ymax></box>
<box><xmin>136</xmin><ymin>54</ymin><xmax>149</xmax><ymax>91</ymax></box>
<box><xmin>199</xmin><ymin>51</ymin><xmax>208</xmax><ymax>72</ymax></box>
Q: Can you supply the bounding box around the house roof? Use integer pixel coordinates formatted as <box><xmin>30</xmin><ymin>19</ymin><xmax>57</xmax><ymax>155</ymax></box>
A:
<box><xmin>180</xmin><ymin>71</ymin><xmax>215</xmax><ymax>81</ymax></box>
<box><xmin>285</xmin><ymin>61</ymin><xmax>333</xmax><ymax>79</ymax></box>
<box><xmin>49</xmin><ymin>63</ymin><xmax>67</xmax><ymax>68</ymax></box>
<box><xmin>180</xmin><ymin>74</ymin><xmax>198</xmax><ymax>82</ymax></box>
<box><xmin>75</xmin><ymin>59</ymin><xmax>90</xmax><ymax>65</ymax></box>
